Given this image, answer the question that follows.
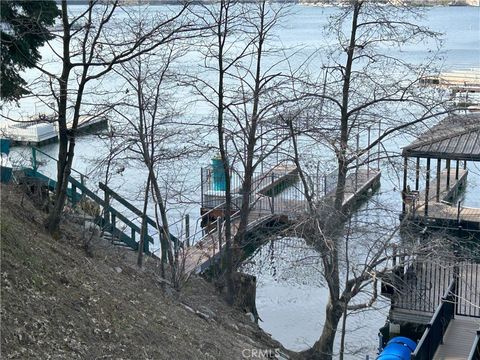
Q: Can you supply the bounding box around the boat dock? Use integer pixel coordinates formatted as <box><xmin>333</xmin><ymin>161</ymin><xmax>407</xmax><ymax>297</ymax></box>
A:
<box><xmin>184</xmin><ymin>165</ymin><xmax>381</xmax><ymax>274</ymax></box>
<box><xmin>420</xmin><ymin>69</ymin><xmax>480</xmax><ymax>89</ymax></box>
<box><xmin>401</xmin><ymin>113</ymin><xmax>480</xmax><ymax>231</ymax></box>
<box><xmin>1</xmin><ymin>115</ymin><xmax>108</xmax><ymax>146</ymax></box>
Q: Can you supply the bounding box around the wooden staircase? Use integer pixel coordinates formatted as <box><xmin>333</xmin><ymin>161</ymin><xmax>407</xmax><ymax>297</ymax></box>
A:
<box><xmin>18</xmin><ymin>149</ymin><xmax>180</xmax><ymax>258</ymax></box>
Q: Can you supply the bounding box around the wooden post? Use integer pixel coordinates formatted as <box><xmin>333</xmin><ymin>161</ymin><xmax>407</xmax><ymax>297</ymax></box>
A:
<box><xmin>324</xmin><ymin>174</ymin><xmax>327</xmax><ymax>197</ymax></box>
<box><xmin>425</xmin><ymin>158</ymin><xmax>431</xmax><ymax>217</ymax></box>
<box><xmin>378</xmin><ymin>119</ymin><xmax>381</xmax><ymax>171</ymax></box>
<box><xmin>355</xmin><ymin>132</ymin><xmax>360</xmax><ymax>191</ymax></box>
<box><xmin>31</xmin><ymin>147</ymin><xmax>37</xmax><ymax>174</ymax></box>
<box><xmin>455</xmin><ymin>160</ymin><xmax>459</xmax><ymax>180</ymax></box>
<box><xmin>415</xmin><ymin>157</ymin><xmax>420</xmax><ymax>191</ymax></box>
<box><xmin>446</xmin><ymin>159</ymin><xmax>451</xmax><ymax>190</ymax></box>
<box><xmin>142</xmin><ymin>217</ymin><xmax>149</xmax><ymax>254</ymax></box>
<box><xmin>216</xmin><ymin>219</ymin><xmax>221</xmax><ymax>253</ymax></box>
<box><xmin>457</xmin><ymin>200</ymin><xmax>462</xmax><ymax>225</ymax></box>
<box><xmin>436</xmin><ymin>159</ymin><xmax>441</xmax><ymax>202</ymax></box>
<box><xmin>185</xmin><ymin>214</ymin><xmax>190</xmax><ymax>247</ymax></box>
<box><xmin>104</xmin><ymin>190</ymin><xmax>111</xmax><ymax>225</ymax></box>
<box><xmin>200</xmin><ymin>169</ymin><xmax>204</xmax><ymax>208</ymax></box>
<box><xmin>270</xmin><ymin>173</ymin><xmax>275</xmax><ymax>214</ymax></box>
<box><xmin>367</xmin><ymin>126</ymin><xmax>371</xmax><ymax>177</ymax></box>
<box><xmin>111</xmin><ymin>213</ymin><xmax>116</xmax><ymax>233</ymax></box>
<box><xmin>72</xmin><ymin>184</ymin><xmax>77</xmax><ymax>206</ymax></box>
<box><xmin>402</xmin><ymin>157</ymin><xmax>408</xmax><ymax>214</ymax></box>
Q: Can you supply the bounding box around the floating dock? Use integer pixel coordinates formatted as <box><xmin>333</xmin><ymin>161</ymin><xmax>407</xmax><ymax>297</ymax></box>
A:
<box><xmin>1</xmin><ymin>115</ymin><xmax>108</xmax><ymax>146</ymax></box>
<box><xmin>185</xmin><ymin>165</ymin><xmax>381</xmax><ymax>275</ymax></box>
<box><xmin>382</xmin><ymin>257</ymin><xmax>480</xmax><ymax>359</ymax></box>
<box><xmin>420</xmin><ymin>69</ymin><xmax>480</xmax><ymax>89</ymax></box>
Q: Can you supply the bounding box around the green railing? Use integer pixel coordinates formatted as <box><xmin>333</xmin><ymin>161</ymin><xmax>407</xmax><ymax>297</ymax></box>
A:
<box><xmin>25</xmin><ymin>147</ymin><xmax>180</xmax><ymax>257</ymax></box>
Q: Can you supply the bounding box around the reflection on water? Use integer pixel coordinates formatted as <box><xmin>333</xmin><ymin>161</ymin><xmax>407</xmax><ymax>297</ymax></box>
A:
<box><xmin>241</xmin><ymin>237</ymin><xmax>390</xmax><ymax>358</ymax></box>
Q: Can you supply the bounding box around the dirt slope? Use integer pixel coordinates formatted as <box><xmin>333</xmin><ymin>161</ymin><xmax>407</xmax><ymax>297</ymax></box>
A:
<box><xmin>0</xmin><ymin>185</ymin><xmax>287</xmax><ymax>360</ymax></box>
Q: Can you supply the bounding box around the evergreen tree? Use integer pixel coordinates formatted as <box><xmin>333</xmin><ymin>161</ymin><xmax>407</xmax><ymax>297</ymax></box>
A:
<box><xmin>1</xmin><ymin>0</ymin><xmax>60</xmax><ymax>102</ymax></box>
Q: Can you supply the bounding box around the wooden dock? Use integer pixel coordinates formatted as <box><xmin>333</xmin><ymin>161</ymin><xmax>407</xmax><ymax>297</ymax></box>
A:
<box><xmin>404</xmin><ymin>168</ymin><xmax>480</xmax><ymax>231</ymax></box>
<box><xmin>401</xmin><ymin>113</ymin><xmax>480</xmax><ymax>232</ymax></box>
<box><xmin>433</xmin><ymin>316</ymin><xmax>479</xmax><ymax>360</ymax></box>
<box><xmin>186</xmin><ymin>167</ymin><xmax>381</xmax><ymax>275</ymax></box>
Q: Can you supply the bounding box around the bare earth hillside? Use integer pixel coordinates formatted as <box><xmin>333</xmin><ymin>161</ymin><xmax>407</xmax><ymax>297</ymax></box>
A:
<box><xmin>0</xmin><ymin>185</ymin><xmax>288</xmax><ymax>360</ymax></box>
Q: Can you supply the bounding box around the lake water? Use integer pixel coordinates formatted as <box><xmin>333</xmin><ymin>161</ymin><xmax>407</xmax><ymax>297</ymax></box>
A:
<box><xmin>3</xmin><ymin>4</ymin><xmax>480</xmax><ymax>359</ymax></box>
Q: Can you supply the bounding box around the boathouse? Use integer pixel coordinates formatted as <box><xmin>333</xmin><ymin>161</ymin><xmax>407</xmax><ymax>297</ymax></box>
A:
<box><xmin>401</xmin><ymin>113</ymin><xmax>480</xmax><ymax>232</ymax></box>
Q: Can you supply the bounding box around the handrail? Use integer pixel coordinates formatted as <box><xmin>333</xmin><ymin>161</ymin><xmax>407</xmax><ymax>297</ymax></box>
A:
<box><xmin>31</xmin><ymin>146</ymin><xmax>88</xmax><ymax>179</ymax></box>
<box><xmin>99</xmin><ymin>182</ymin><xmax>180</xmax><ymax>246</ymax></box>
<box><xmin>411</xmin><ymin>278</ymin><xmax>456</xmax><ymax>359</ymax></box>
<box><xmin>467</xmin><ymin>330</ymin><xmax>480</xmax><ymax>360</ymax></box>
<box><xmin>68</xmin><ymin>176</ymin><xmax>154</xmax><ymax>244</ymax></box>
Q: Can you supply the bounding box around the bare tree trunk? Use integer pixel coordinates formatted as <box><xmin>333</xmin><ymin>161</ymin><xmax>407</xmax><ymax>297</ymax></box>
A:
<box><xmin>305</xmin><ymin>299</ymin><xmax>343</xmax><ymax>360</ymax></box>
<box><xmin>215</xmin><ymin>0</ymin><xmax>234</xmax><ymax>305</ymax></box>
<box><xmin>232</xmin><ymin>0</ymin><xmax>265</xmax><ymax>260</ymax></box>
<box><xmin>46</xmin><ymin>0</ymin><xmax>71</xmax><ymax>235</ymax></box>
<box><xmin>137</xmin><ymin>173</ymin><xmax>151</xmax><ymax>268</ymax></box>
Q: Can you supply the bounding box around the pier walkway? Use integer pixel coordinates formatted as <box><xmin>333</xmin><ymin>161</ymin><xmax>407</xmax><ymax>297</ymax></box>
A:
<box><xmin>14</xmin><ymin>147</ymin><xmax>381</xmax><ymax>277</ymax></box>
<box><xmin>184</xmin><ymin>166</ymin><xmax>381</xmax><ymax>274</ymax></box>
<box><xmin>433</xmin><ymin>316</ymin><xmax>479</xmax><ymax>360</ymax></box>
<box><xmin>390</xmin><ymin>259</ymin><xmax>480</xmax><ymax>359</ymax></box>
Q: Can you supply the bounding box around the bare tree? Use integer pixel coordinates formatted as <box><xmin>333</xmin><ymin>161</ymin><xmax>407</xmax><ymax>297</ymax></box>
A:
<box><xmin>190</xmin><ymin>0</ymin><xmax>301</xmax><ymax>304</ymax></box>
<box><xmin>282</xmin><ymin>1</ymin><xmax>450</xmax><ymax>358</ymax></box>
<box><xmin>108</xmin><ymin>32</ymin><xmax>199</xmax><ymax>285</ymax></box>
<box><xmin>18</xmin><ymin>0</ymin><xmax>192</xmax><ymax>235</ymax></box>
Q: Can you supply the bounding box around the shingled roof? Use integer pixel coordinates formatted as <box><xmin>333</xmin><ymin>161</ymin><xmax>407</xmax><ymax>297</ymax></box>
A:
<box><xmin>402</xmin><ymin>113</ymin><xmax>480</xmax><ymax>161</ymax></box>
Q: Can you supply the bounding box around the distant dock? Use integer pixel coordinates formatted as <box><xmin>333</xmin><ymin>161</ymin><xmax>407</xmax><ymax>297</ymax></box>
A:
<box><xmin>0</xmin><ymin>115</ymin><xmax>108</xmax><ymax>146</ymax></box>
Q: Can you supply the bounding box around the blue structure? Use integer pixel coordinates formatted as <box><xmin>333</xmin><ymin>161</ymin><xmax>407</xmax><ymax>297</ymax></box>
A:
<box><xmin>0</xmin><ymin>138</ymin><xmax>12</xmax><ymax>183</ymax></box>
<box><xmin>377</xmin><ymin>336</ymin><xmax>416</xmax><ymax>360</ymax></box>
<box><xmin>211</xmin><ymin>156</ymin><xmax>226</xmax><ymax>191</ymax></box>
<box><xmin>0</xmin><ymin>139</ymin><xmax>10</xmax><ymax>155</ymax></box>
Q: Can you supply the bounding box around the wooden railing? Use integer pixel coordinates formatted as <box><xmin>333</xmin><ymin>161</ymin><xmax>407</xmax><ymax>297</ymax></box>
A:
<box><xmin>26</xmin><ymin>147</ymin><xmax>180</xmax><ymax>257</ymax></box>
<box><xmin>411</xmin><ymin>279</ymin><xmax>456</xmax><ymax>360</ymax></box>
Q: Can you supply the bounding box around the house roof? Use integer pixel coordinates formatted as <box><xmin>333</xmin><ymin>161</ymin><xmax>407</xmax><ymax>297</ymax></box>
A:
<box><xmin>402</xmin><ymin>113</ymin><xmax>480</xmax><ymax>161</ymax></box>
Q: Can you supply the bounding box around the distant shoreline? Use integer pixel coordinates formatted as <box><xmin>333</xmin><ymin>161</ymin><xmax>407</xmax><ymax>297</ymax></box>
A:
<box><xmin>59</xmin><ymin>0</ymin><xmax>480</xmax><ymax>7</ymax></box>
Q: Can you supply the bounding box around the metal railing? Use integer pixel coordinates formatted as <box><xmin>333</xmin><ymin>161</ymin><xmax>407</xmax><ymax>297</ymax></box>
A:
<box><xmin>392</xmin><ymin>259</ymin><xmax>455</xmax><ymax>314</ymax></box>
<box><xmin>411</xmin><ymin>279</ymin><xmax>456</xmax><ymax>360</ymax></box>
<box><xmin>468</xmin><ymin>330</ymin><xmax>480</xmax><ymax>360</ymax></box>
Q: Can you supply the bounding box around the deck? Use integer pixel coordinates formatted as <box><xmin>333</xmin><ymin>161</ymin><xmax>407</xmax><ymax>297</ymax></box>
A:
<box><xmin>433</xmin><ymin>316</ymin><xmax>480</xmax><ymax>360</ymax></box>
<box><xmin>186</xmin><ymin>167</ymin><xmax>381</xmax><ymax>274</ymax></box>
<box><xmin>391</xmin><ymin>260</ymin><xmax>480</xmax><ymax>324</ymax></box>
<box><xmin>405</xmin><ymin>168</ymin><xmax>480</xmax><ymax>230</ymax></box>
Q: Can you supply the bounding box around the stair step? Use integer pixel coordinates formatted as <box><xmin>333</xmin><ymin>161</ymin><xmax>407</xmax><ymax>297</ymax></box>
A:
<box><xmin>106</xmin><ymin>239</ymin><xmax>136</xmax><ymax>250</ymax></box>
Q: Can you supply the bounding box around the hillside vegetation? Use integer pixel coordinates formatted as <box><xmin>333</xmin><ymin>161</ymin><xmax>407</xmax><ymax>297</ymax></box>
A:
<box><xmin>0</xmin><ymin>185</ymin><xmax>286</xmax><ymax>359</ymax></box>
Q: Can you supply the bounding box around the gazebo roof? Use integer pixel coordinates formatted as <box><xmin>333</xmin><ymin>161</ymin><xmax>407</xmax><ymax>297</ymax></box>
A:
<box><xmin>402</xmin><ymin>113</ymin><xmax>480</xmax><ymax>161</ymax></box>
